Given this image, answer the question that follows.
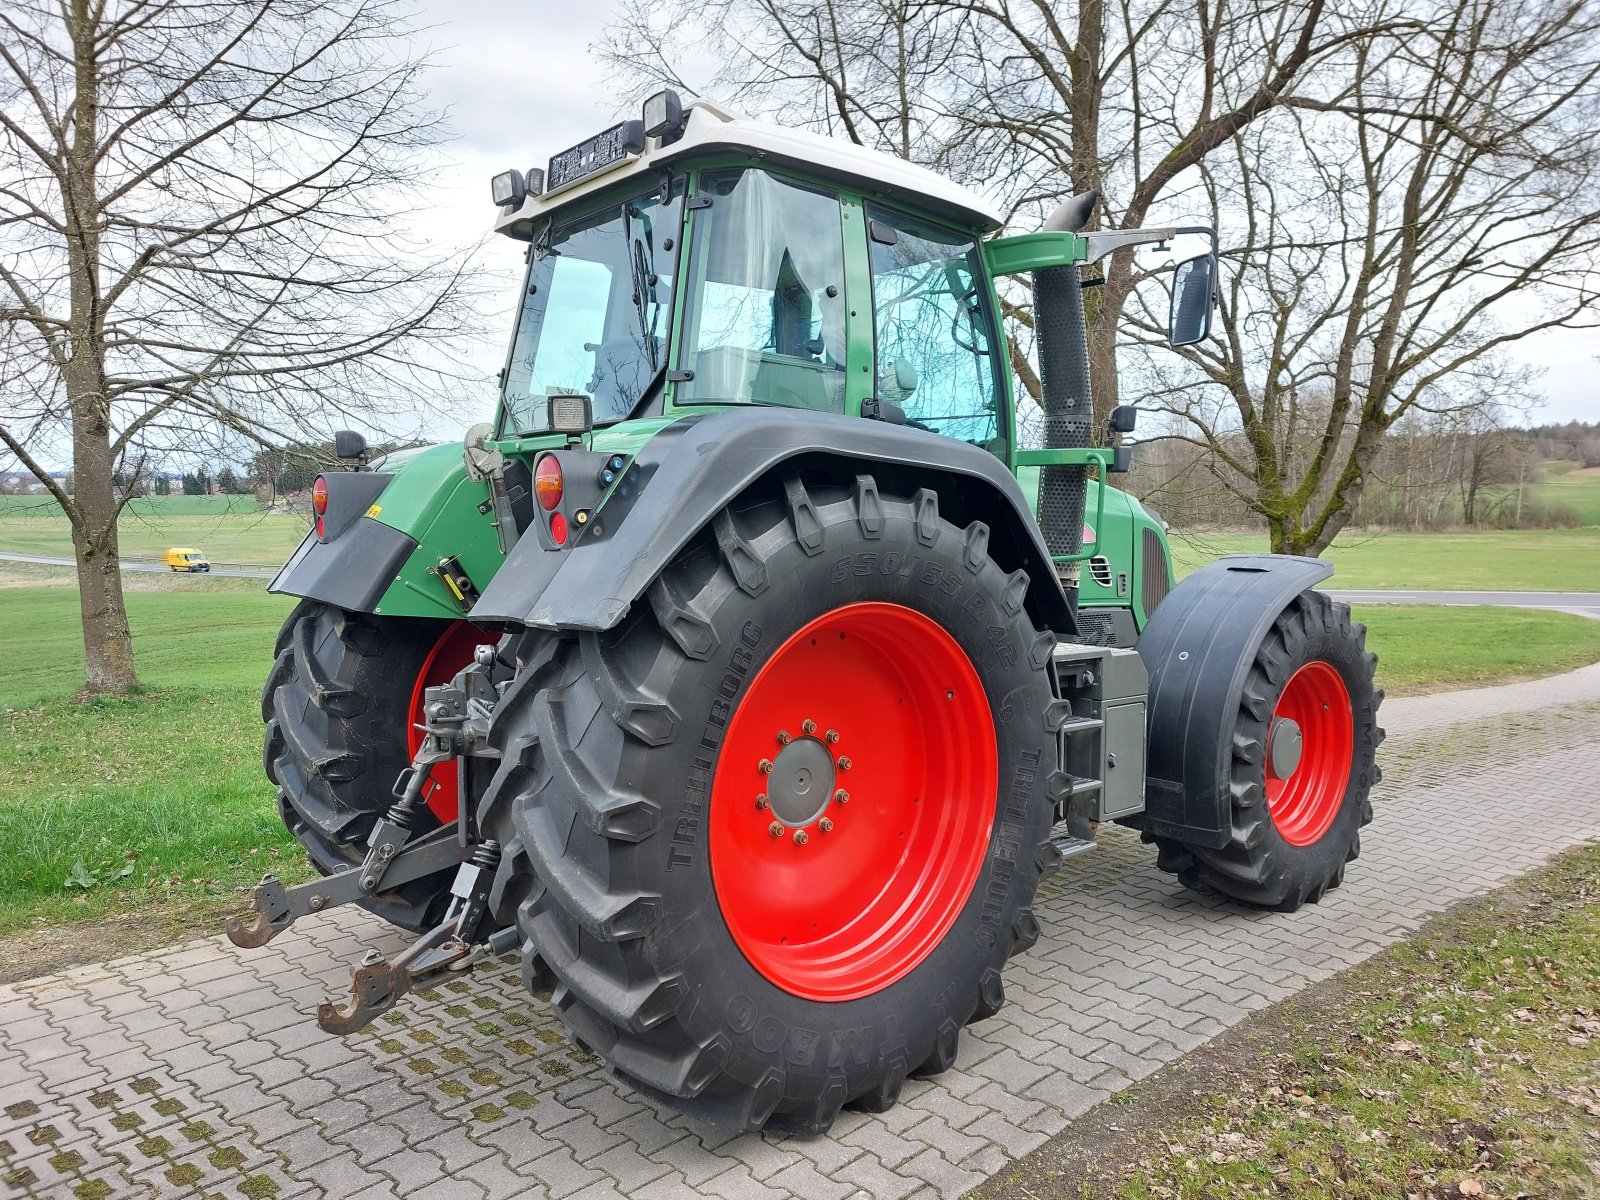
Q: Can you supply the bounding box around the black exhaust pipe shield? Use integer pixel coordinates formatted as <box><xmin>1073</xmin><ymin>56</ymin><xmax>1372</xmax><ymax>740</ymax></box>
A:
<box><xmin>1032</xmin><ymin>262</ymin><xmax>1095</xmax><ymax>591</ymax></box>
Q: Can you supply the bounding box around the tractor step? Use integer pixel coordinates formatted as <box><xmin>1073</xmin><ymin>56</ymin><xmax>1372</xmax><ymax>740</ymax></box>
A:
<box><xmin>1049</xmin><ymin>832</ymin><xmax>1097</xmax><ymax>860</ymax></box>
<box><xmin>1056</xmin><ymin>716</ymin><xmax>1104</xmax><ymax>737</ymax></box>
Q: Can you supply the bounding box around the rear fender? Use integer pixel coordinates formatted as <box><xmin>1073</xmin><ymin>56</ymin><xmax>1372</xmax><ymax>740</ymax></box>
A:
<box><xmin>1123</xmin><ymin>553</ymin><xmax>1333</xmax><ymax>848</ymax></box>
<box><xmin>269</xmin><ymin>444</ymin><xmax>505</xmax><ymax>619</ymax></box>
<box><xmin>470</xmin><ymin>408</ymin><xmax>1077</xmax><ymax>637</ymax></box>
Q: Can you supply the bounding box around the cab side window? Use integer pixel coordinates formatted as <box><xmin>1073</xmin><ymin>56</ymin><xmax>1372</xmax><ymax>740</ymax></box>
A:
<box><xmin>677</xmin><ymin>169</ymin><xmax>848</xmax><ymax>412</ymax></box>
<box><xmin>866</xmin><ymin>207</ymin><xmax>1001</xmax><ymax>448</ymax></box>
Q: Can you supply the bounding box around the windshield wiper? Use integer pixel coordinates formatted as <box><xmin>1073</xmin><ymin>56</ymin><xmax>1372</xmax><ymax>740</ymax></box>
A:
<box><xmin>623</xmin><ymin>204</ymin><xmax>660</xmax><ymax>370</ymax></box>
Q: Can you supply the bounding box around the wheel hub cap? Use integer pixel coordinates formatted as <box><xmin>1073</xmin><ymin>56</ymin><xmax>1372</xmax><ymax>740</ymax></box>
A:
<box><xmin>766</xmin><ymin>737</ymin><xmax>836</xmax><ymax>828</ymax></box>
<box><xmin>1267</xmin><ymin>716</ymin><xmax>1304</xmax><ymax>781</ymax></box>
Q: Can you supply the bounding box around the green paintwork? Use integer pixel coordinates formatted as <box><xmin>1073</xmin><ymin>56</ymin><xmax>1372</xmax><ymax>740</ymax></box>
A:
<box><xmin>1014</xmin><ymin>468</ymin><xmax>1172</xmax><ymax>628</ymax></box>
<box><xmin>361</xmin><ymin>444</ymin><xmax>501</xmax><ymax>620</ymax></box>
<box><xmin>288</xmin><ymin>156</ymin><xmax>1170</xmax><ymax>633</ymax></box>
<box><xmin>981</xmin><ymin>231</ymin><xmax>1089</xmax><ymax>277</ymax></box>
<box><xmin>359</xmin><ymin>423</ymin><xmax>696</xmax><ymax>620</ymax></box>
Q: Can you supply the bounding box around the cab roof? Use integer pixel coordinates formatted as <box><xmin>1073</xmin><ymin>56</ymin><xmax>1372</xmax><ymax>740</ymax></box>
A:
<box><xmin>492</xmin><ymin>100</ymin><xmax>1006</xmax><ymax>240</ymax></box>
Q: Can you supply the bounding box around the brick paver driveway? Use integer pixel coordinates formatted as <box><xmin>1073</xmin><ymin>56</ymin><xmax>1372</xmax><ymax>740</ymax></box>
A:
<box><xmin>4</xmin><ymin>664</ymin><xmax>1599</xmax><ymax>1200</ymax></box>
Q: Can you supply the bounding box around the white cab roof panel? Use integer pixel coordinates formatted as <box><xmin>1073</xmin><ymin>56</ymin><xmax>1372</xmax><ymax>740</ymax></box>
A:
<box><xmin>493</xmin><ymin>101</ymin><xmax>1006</xmax><ymax>238</ymax></box>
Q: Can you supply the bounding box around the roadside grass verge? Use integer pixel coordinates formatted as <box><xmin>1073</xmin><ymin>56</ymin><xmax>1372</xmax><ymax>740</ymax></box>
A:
<box><xmin>1354</xmin><ymin>604</ymin><xmax>1600</xmax><ymax>693</ymax></box>
<box><xmin>1168</xmin><ymin>527</ymin><xmax>1600</xmax><ymax>591</ymax></box>
<box><xmin>974</xmin><ymin>842</ymin><xmax>1600</xmax><ymax>1200</ymax></box>
<box><xmin>0</xmin><ymin>493</ymin><xmax>306</xmax><ymax>566</ymax></box>
<box><xmin>0</xmin><ymin>583</ymin><xmax>304</xmax><ymax>941</ymax></box>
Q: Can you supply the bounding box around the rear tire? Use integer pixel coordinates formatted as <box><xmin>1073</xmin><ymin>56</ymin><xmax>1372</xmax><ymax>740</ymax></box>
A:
<box><xmin>262</xmin><ymin>601</ymin><xmax>484</xmax><ymax>931</ymax></box>
<box><xmin>478</xmin><ymin>473</ymin><xmax>1063</xmax><ymax>1132</ymax></box>
<box><xmin>1153</xmin><ymin>589</ymin><xmax>1381</xmax><ymax>911</ymax></box>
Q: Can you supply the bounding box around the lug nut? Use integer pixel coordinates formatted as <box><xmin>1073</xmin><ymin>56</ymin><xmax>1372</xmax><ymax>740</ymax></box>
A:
<box><xmin>768</xmin><ymin>821</ymin><xmax>783</xmax><ymax>838</ymax></box>
<box><xmin>755</xmin><ymin>794</ymin><xmax>769</xmax><ymax>810</ymax></box>
<box><xmin>758</xmin><ymin>758</ymin><xmax>774</xmax><ymax>774</ymax></box>
<box><xmin>793</xmin><ymin>830</ymin><xmax>809</xmax><ymax>846</ymax></box>
<box><xmin>838</xmin><ymin>756</ymin><xmax>852</xmax><ymax>770</ymax></box>
<box><xmin>776</xmin><ymin>730</ymin><xmax>791</xmax><ymax>745</ymax></box>
<box><xmin>825</xmin><ymin>729</ymin><xmax>839</xmax><ymax>744</ymax></box>
<box><xmin>819</xmin><ymin>817</ymin><xmax>834</xmax><ymax>833</ymax></box>
<box><xmin>835</xmin><ymin>789</ymin><xmax>849</xmax><ymax>804</ymax></box>
<box><xmin>801</xmin><ymin>718</ymin><xmax>817</xmax><ymax>735</ymax></box>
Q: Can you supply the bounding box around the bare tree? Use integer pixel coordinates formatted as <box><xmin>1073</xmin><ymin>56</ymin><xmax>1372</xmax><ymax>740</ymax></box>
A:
<box><xmin>1131</xmin><ymin>0</ymin><xmax>1600</xmax><ymax>552</ymax></box>
<box><xmin>0</xmin><ymin>0</ymin><xmax>476</xmax><ymax>692</ymax></box>
<box><xmin>601</xmin><ymin>0</ymin><xmax>1407</xmax><ymax>427</ymax></box>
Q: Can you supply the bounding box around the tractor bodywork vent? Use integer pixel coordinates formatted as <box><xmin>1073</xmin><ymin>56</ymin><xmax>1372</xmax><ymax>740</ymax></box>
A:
<box><xmin>1088</xmin><ymin>556</ymin><xmax>1113</xmax><ymax>587</ymax></box>
<box><xmin>1142</xmin><ymin>527</ymin><xmax>1171</xmax><ymax>615</ymax></box>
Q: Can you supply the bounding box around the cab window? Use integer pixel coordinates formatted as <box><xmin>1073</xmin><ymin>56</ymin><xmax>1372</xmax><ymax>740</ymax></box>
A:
<box><xmin>866</xmin><ymin>207</ymin><xmax>1001</xmax><ymax>448</ymax></box>
<box><xmin>676</xmin><ymin>169</ymin><xmax>848</xmax><ymax>412</ymax></box>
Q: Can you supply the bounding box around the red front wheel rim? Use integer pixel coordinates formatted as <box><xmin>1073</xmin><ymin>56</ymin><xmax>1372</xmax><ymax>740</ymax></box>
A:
<box><xmin>710</xmin><ymin>602</ymin><xmax>998</xmax><ymax>1002</ymax></box>
<box><xmin>1265</xmin><ymin>660</ymin><xmax>1354</xmax><ymax>847</ymax></box>
<box><xmin>408</xmin><ymin>622</ymin><xmax>491</xmax><ymax>823</ymax></box>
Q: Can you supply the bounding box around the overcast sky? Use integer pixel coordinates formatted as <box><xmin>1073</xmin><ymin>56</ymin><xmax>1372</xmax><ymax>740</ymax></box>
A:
<box><xmin>406</xmin><ymin>0</ymin><xmax>1595</xmax><ymax>428</ymax></box>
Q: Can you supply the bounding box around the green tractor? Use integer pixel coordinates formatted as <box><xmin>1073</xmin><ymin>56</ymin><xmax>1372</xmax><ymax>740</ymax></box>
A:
<box><xmin>236</xmin><ymin>94</ymin><xmax>1382</xmax><ymax>1134</ymax></box>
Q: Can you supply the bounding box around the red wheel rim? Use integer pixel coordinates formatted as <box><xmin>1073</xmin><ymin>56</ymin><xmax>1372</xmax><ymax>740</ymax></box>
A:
<box><xmin>408</xmin><ymin>622</ymin><xmax>491</xmax><ymax>823</ymax></box>
<box><xmin>1265</xmin><ymin>660</ymin><xmax>1354</xmax><ymax>847</ymax></box>
<box><xmin>709</xmin><ymin>602</ymin><xmax>997</xmax><ymax>1002</ymax></box>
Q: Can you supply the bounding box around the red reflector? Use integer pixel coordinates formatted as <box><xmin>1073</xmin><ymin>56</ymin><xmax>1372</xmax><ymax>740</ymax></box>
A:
<box><xmin>312</xmin><ymin>475</ymin><xmax>329</xmax><ymax>517</ymax></box>
<box><xmin>534</xmin><ymin>455</ymin><xmax>563</xmax><ymax>511</ymax></box>
<box><xmin>315</xmin><ymin>516</ymin><xmax>325</xmax><ymax>539</ymax></box>
<box><xmin>549</xmin><ymin>511</ymin><xmax>569</xmax><ymax>545</ymax></box>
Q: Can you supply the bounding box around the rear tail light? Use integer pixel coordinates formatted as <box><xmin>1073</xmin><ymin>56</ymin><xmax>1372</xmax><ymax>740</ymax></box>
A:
<box><xmin>534</xmin><ymin>455</ymin><xmax>564</xmax><ymax>511</ymax></box>
<box><xmin>549</xmin><ymin>511</ymin><xmax>569</xmax><ymax>545</ymax></box>
<box><xmin>312</xmin><ymin>475</ymin><xmax>328</xmax><ymax>538</ymax></box>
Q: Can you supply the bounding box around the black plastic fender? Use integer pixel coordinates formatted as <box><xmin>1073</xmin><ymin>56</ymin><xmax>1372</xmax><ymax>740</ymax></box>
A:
<box><xmin>470</xmin><ymin>407</ymin><xmax>1077</xmax><ymax>636</ymax></box>
<box><xmin>1125</xmin><ymin>553</ymin><xmax>1334</xmax><ymax>848</ymax></box>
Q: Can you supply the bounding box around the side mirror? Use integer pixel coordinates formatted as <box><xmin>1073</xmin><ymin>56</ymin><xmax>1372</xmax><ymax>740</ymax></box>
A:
<box><xmin>333</xmin><ymin>430</ymin><xmax>367</xmax><ymax>461</ymax></box>
<box><xmin>1109</xmin><ymin>405</ymin><xmax>1138</xmax><ymax>434</ymax></box>
<box><xmin>1168</xmin><ymin>253</ymin><xmax>1216</xmax><ymax>347</ymax></box>
<box><xmin>1108</xmin><ymin>445</ymin><xmax>1135</xmax><ymax>474</ymax></box>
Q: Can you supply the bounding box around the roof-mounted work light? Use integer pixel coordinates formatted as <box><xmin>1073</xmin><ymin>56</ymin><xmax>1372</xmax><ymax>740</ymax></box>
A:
<box><xmin>642</xmin><ymin>89</ymin><xmax>687</xmax><ymax>141</ymax></box>
<box><xmin>490</xmin><ymin>169</ymin><xmax>526</xmax><ymax>208</ymax></box>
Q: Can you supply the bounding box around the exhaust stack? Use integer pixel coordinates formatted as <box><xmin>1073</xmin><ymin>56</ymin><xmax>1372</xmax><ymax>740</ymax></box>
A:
<box><xmin>1033</xmin><ymin>190</ymin><xmax>1100</xmax><ymax>594</ymax></box>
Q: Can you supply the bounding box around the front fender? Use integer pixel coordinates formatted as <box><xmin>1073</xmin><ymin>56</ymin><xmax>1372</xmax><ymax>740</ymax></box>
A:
<box><xmin>1125</xmin><ymin>553</ymin><xmax>1334</xmax><ymax>847</ymax></box>
<box><xmin>470</xmin><ymin>408</ymin><xmax>1077</xmax><ymax>636</ymax></box>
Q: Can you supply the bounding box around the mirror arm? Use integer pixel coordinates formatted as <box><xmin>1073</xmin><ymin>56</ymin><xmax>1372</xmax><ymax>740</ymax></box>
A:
<box><xmin>1078</xmin><ymin>224</ymin><xmax>1218</xmax><ymax>264</ymax></box>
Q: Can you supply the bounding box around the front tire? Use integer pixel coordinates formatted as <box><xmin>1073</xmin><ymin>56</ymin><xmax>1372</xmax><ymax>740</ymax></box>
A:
<box><xmin>1154</xmin><ymin>589</ymin><xmax>1381</xmax><ymax>911</ymax></box>
<box><xmin>478</xmin><ymin>473</ymin><xmax>1063</xmax><ymax>1133</ymax></box>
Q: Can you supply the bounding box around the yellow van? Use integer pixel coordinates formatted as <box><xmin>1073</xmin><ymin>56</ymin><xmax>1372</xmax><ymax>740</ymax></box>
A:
<box><xmin>164</xmin><ymin>547</ymin><xmax>211</xmax><ymax>573</ymax></box>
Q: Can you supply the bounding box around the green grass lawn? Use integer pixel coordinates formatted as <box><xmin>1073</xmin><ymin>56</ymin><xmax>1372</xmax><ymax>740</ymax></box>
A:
<box><xmin>1354</xmin><ymin>604</ymin><xmax>1600</xmax><ymax>693</ymax></box>
<box><xmin>0</xmin><ymin>584</ymin><xmax>302</xmax><ymax>937</ymax></box>
<box><xmin>0</xmin><ymin>493</ymin><xmax>308</xmax><ymax>566</ymax></box>
<box><xmin>1169</xmin><ymin>526</ymin><xmax>1600</xmax><ymax>591</ymax></box>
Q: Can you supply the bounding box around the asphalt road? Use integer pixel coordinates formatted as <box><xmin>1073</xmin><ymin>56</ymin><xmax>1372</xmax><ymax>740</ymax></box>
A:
<box><xmin>1327</xmin><ymin>587</ymin><xmax>1600</xmax><ymax>617</ymax></box>
<box><xmin>0</xmin><ymin>549</ymin><xmax>275</xmax><ymax>579</ymax></box>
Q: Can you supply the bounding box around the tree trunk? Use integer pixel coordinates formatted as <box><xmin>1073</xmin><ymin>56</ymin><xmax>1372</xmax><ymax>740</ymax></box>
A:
<box><xmin>63</xmin><ymin>0</ymin><xmax>138</xmax><ymax>693</ymax></box>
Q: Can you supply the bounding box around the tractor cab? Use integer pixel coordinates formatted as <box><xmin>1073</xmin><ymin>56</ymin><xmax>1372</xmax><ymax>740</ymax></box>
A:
<box><xmin>491</xmin><ymin>98</ymin><xmax>1010</xmax><ymax>456</ymax></box>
